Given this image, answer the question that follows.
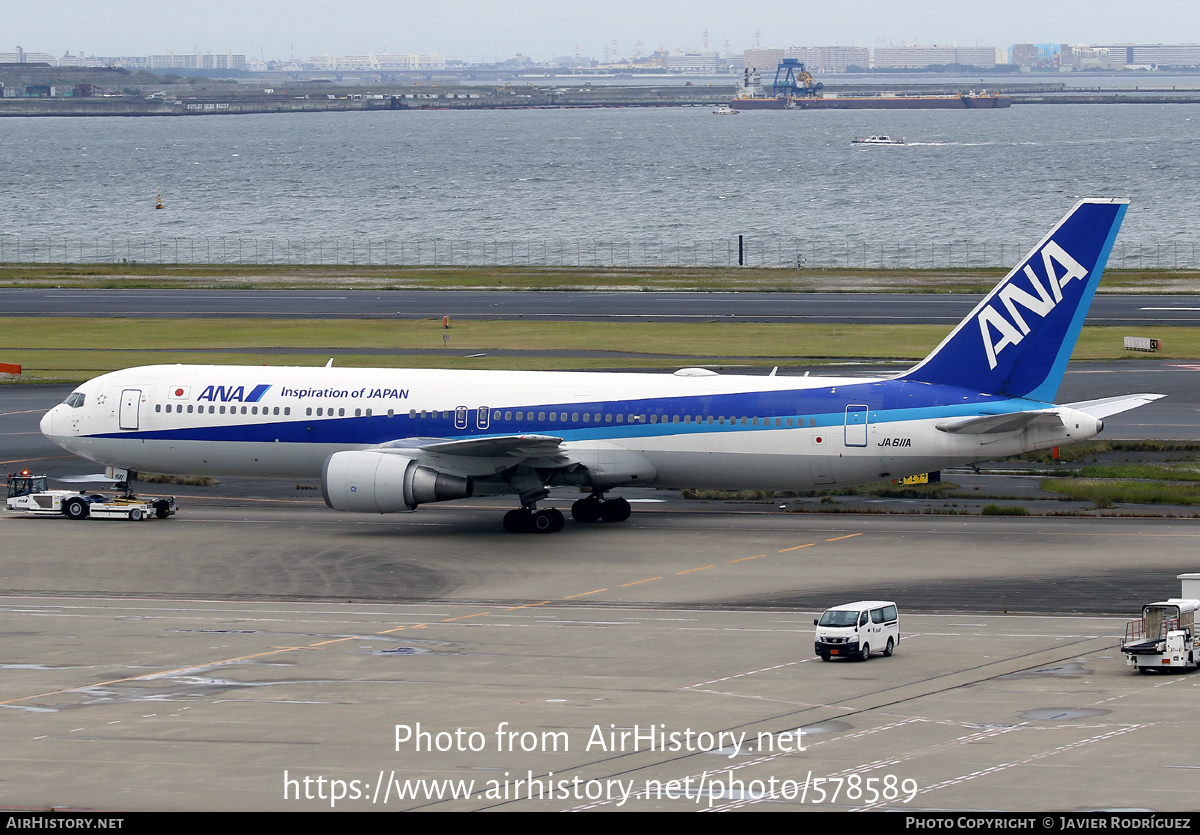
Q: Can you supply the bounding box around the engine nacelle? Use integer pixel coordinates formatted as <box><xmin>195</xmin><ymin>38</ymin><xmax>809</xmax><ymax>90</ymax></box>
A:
<box><xmin>322</xmin><ymin>451</ymin><xmax>473</xmax><ymax>513</ymax></box>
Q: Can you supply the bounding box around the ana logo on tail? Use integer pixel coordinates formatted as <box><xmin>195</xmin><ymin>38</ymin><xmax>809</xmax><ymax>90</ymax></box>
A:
<box><xmin>978</xmin><ymin>240</ymin><xmax>1088</xmax><ymax>370</ymax></box>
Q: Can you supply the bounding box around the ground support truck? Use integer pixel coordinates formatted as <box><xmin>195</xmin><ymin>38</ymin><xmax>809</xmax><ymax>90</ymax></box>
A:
<box><xmin>6</xmin><ymin>471</ymin><xmax>177</xmax><ymax>522</ymax></box>
<box><xmin>1121</xmin><ymin>599</ymin><xmax>1200</xmax><ymax>673</ymax></box>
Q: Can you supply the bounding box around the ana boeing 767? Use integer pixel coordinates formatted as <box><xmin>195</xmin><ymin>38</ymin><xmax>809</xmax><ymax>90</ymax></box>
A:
<box><xmin>40</xmin><ymin>199</ymin><xmax>1161</xmax><ymax>532</ymax></box>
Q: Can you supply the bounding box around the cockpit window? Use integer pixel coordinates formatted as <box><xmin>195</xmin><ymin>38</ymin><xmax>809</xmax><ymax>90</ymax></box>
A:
<box><xmin>64</xmin><ymin>392</ymin><xmax>85</xmax><ymax>408</ymax></box>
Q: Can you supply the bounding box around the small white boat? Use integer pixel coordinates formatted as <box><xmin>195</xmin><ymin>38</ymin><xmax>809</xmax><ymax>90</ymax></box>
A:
<box><xmin>852</xmin><ymin>134</ymin><xmax>906</xmax><ymax>145</ymax></box>
<box><xmin>713</xmin><ymin>104</ymin><xmax>740</xmax><ymax>115</ymax></box>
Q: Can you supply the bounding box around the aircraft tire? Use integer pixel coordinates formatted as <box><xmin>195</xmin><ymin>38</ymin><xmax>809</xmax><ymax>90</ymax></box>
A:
<box><xmin>503</xmin><ymin>508</ymin><xmax>533</xmax><ymax>534</ymax></box>
<box><xmin>63</xmin><ymin>497</ymin><xmax>89</xmax><ymax>520</ymax></box>
<box><xmin>600</xmin><ymin>497</ymin><xmax>631</xmax><ymax>523</ymax></box>
<box><xmin>532</xmin><ymin>508</ymin><xmax>564</xmax><ymax>534</ymax></box>
<box><xmin>571</xmin><ymin>497</ymin><xmax>602</xmax><ymax>523</ymax></box>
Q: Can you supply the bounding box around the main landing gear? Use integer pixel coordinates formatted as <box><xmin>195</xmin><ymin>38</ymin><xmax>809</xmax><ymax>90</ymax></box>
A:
<box><xmin>570</xmin><ymin>493</ymin><xmax>631</xmax><ymax>524</ymax></box>
<box><xmin>501</xmin><ymin>493</ymin><xmax>632</xmax><ymax>533</ymax></box>
<box><xmin>503</xmin><ymin>506</ymin><xmax>565</xmax><ymax>534</ymax></box>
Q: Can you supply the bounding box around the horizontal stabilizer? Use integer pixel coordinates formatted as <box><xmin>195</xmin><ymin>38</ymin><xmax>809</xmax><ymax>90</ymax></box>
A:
<box><xmin>935</xmin><ymin>410</ymin><xmax>1063</xmax><ymax>435</ymax></box>
<box><xmin>379</xmin><ymin>434</ymin><xmax>565</xmax><ymax>458</ymax></box>
<box><xmin>1064</xmin><ymin>393</ymin><xmax>1165</xmax><ymax>419</ymax></box>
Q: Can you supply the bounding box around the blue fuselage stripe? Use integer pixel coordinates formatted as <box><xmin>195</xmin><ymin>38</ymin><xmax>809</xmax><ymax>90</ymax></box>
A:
<box><xmin>87</xmin><ymin>380</ymin><xmax>1042</xmax><ymax>446</ymax></box>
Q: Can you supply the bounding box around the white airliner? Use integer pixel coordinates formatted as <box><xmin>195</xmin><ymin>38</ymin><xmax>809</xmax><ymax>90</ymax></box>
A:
<box><xmin>40</xmin><ymin>199</ymin><xmax>1161</xmax><ymax>533</ymax></box>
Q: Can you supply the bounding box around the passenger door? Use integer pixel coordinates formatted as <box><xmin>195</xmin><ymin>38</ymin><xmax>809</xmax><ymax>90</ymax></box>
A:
<box><xmin>119</xmin><ymin>389</ymin><xmax>142</xmax><ymax>430</ymax></box>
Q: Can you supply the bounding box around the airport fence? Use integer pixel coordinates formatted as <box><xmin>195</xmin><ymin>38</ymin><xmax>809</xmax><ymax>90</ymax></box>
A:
<box><xmin>1</xmin><ymin>235</ymin><xmax>1198</xmax><ymax>270</ymax></box>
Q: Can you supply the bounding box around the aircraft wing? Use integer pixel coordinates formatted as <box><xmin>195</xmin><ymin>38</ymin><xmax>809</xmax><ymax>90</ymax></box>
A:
<box><xmin>935</xmin><ymin>411</ymin><xmax>1064</xmax><ymax>435</ymax></box>
<box><xmin>378</xmin><ymin>434</ymin><xmax>566</xmax><ymax>459</ymax></box>
<box><xmin>1063</xmin><ymin>393</ymin><xmax>1166</xmax><ymax>419</ymax></box>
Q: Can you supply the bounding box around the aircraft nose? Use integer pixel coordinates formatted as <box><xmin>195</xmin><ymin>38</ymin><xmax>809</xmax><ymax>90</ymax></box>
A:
<box><xmin>40</xmin><ymin>407</ymin><xmax>57</xmax><ymax>439</ymax></box>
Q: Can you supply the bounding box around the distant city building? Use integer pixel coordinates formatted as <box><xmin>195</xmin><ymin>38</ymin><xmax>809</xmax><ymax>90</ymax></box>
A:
<box><xmin>873</xmin><ymin>44</ymin><xmax>1003</xmax><ymax>69</ymax></box>
<box><xmin>1059</xmin><ymin>45</ymin><xmax>1118</xmax><ymax>70</ymax></box>
<box><xmin>786</xmin><ymin>46</ymin><xmax>869</xmax><ymax>73</ymax></box>
<box><xmin>742</xmin><ymin>48</ymin><xmax>784</xmax><ymax>75</ymax></box>
<box><xmin>1010</xmin><ymin>44</ymin><xmax>1062</xmax><ymax>69</ymax></box>
<box><xmin>56</xmin><ymin>51</ymin><xmax>109</xmax><ymax>68</ymax></box>
<box><xmin>0</xmin><ymin>47</ymin><xmax>55</xmax><ymax>64</ymax></box>
<box><xmin>1107</xmin><ymin>43</ymin><xmax>1200</xmax><ymax>67</ymax></box>
<box><xmin>665</xmin><ymin>50</ymin><xmax>720</xmax><ymax>73</ymax></box>
<box><xmin>302</xmin><ymin>52</ymin><xmax>445</xmax><ymax>71</ymax></box>
<box><xmin>742</xmin><ymin>46</ymin><xmax>868</xmax><ymax>74</ymax></box>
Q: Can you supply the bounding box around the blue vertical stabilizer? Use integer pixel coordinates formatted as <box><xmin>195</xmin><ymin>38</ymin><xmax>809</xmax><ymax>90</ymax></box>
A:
<box><xmin>901</xmin><ymin>199</ymin><xmax>1127</xmax><ymax>402</ymax></box>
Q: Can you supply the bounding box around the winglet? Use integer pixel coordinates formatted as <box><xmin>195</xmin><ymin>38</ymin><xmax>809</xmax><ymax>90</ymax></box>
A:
<box><xmin>902</xmin><ymin>199</ymin><xmax>1128</xmax><ymax>402</ymax></box>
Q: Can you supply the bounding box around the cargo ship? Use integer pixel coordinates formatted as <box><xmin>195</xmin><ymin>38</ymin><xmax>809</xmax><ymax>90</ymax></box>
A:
<box><xmin>732</xmin><ymin>63</ymin><xmax>1012</xmax><ymax>110</ymax></box>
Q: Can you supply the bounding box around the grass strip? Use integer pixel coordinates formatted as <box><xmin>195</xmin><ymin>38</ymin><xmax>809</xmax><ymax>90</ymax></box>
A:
<box><xmin>1040</xmin><ymin>478</ymin><xmax>1200</xmax><ymax>506</ymax></box>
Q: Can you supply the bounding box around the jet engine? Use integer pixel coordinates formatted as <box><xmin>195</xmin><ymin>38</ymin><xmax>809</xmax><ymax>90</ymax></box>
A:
<box><xmin>322</xmin><ymin>450</ymin><xmax>473</xmax><ymax>513</ymax></box>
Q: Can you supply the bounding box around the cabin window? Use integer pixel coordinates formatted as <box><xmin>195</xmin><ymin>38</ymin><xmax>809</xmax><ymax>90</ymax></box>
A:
<box><xmin>549</xmin><ymin>412</ymin><xmax>556</xmax><ymax>422</ymax></box>
<box><xmin>809</xmin><ymin>418</ymin><xmax>816</xmax><ymax>427</ymax></box>
<box><xmin>155</xmin><ymin>404</ymin><xmax>161</xmax><ymax>413</ymax></box>
<box><xmin>409</xmin><ymin>410</ymin><xmax>416</xmax><ymax>419</ymax></box>
<box><xmin>787</xmin><ymin>418</ymin><xmax>793</xmax><ymax>427</ymax></box>
<box><xmin>187</xmin><ymin>405</ymin><xmax>194</xmax><ymax>414</ymax></box>
<box><xmin>505</xmin><ymin>411</ymin><xmax>512</xmax><ymax>420</ymax></box>
<box><xmin>307</xmin><ymin>408</ymin><xmax>313</xmax><ymax>416</ymax></box>
<box><xmin>338</xmin><ymin>408</ymin><xmax>345</xmax><ymax>417</ymax></box>
<box><xmin>208</xmin><ymin>406</ymin><xmax>215</xmax><ymax>414</ymax></box>
<box><xmin>388</xmin><ymin>410</ymin><xmax>394</xmax><ymax>418</ymax></box>
<box><xmin>355</xmin><ymin>409</ymin><xmax>361</xmax><ymax>417</ymax></box>
<box><xmin>365</xmin><ymin>409</ymin><xmax>371</xmax><ymax>417</ymax></box>
<box><xmin>281</xmin><ymin>407</ymin><xmax>287</xmax><ymax>416</ymax></box>
<box><xmin>582</xmin><ymin>413</ymin><xmax>590</xmax><ymax>423</ymax></box>
<box><xmin>538</xmin><ymin>411</ymin><xmax>545</xmax><ymax>421</ymax></box>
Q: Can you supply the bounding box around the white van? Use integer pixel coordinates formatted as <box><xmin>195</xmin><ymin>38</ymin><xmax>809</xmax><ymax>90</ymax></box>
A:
<box><xmin>814</xmin><ymin>601</ymin><xmax>899</xmax><ymax>661</ymax></box>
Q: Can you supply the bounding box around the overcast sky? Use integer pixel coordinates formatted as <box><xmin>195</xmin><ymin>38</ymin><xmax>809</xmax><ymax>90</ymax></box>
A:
<box><xmin>14</xmin><ymin>1</ymin><xmax>1200</xmax><ymax>62</ymax></box>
